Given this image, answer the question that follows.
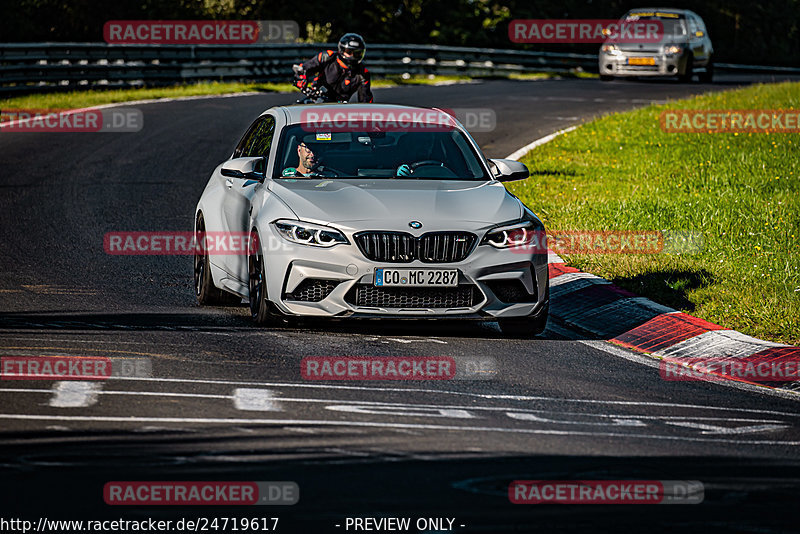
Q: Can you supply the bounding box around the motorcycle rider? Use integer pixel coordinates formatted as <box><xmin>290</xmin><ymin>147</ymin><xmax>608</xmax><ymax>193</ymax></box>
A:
<box><xmin>293</xmin><ymin>33</ymin><xmax>373</xmax><ymax>103</ymax></box>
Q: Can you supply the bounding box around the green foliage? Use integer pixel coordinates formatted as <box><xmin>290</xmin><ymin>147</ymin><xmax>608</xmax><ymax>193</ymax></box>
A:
<box><xmin>301</xmin><ymin>22</ymin><xmax>333</xmax><ymax>43</ymax></box>
<box><xmin>1</xmin><ymin>0</ymin><xmax>798</xmax><ymax>66</ymax></box>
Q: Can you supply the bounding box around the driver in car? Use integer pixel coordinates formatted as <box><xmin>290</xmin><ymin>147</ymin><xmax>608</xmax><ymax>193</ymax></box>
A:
<box><xmin>282</xmin><ymin>142</ymin><xmax>337</xmax><ymax>178</ymax></box>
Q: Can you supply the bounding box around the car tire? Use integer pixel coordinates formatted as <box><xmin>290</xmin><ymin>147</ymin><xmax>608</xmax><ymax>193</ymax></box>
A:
<box><xmin>248</xmin><ymin>231</ymin><xmax>289</xmax><ymax>326</ymax></box>
<box><xmin>678</xmin><ymin>57</ymin><xmax>694</xmax><ymax>83</ymax></box>
<box><xmin>498</xmin><ymin>284</ymin><xmax>549</xmax><ymax>338</ymax></box>
<box><xmin>194</xmin><ymin>214</ymin><xmax>241</xmax><ymax>306</ymax></box>
<box><xmin>698</xmin><ymin>60</ymin><xmax>714</xmax><ymax>83</ymax></box>
<box><xmin>599</xmin><ymin>74</ymin><xmax>613</xmax><ymax>82</ymax></box>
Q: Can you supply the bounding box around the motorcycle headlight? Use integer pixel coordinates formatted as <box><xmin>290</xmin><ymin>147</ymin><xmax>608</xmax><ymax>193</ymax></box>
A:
<box><xmin>601</xmin><ymin>44</ymin><xmax>620</xmax><ymax>54</ymax></box>
<box><xmin>273</xmin><ymin>219</ymin><xmax>349</xmax><ymax>248</ymax></box>
<box><xmin>664</xmin><ymin>45</ymin><xmax>683</xmax><ymax>55</ymax></box>
<box><xmin>481</xmin><ymin>220</ymin><xmax>546</xmax><ymax>251</ymax></box>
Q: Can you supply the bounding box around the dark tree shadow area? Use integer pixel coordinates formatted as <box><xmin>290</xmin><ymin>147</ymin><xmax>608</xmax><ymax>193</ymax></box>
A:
<box><xmin>610</xmin><ymin>269</ymin><xmax>715</xmax><ymax>312</ymax></box>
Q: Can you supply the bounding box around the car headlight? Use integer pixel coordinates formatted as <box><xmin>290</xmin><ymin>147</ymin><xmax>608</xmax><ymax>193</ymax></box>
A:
<box><xmin>664</xmin><ymin>45</ymin><xmax>683</xmax><ymax>55</ymax></box>
<box><xmin>273</xmin><ymin>219</ymin><xmax>349</xmax><ymax>248</ymax></box>
<box><xmin>601</xmin><ymin>44</ymin><xmax>620</xmax><ymax>54</ymax></box>
<box><xmin>481</xmin><ymin>220</ymin><xmax>546</xmax><ymax>251</ymax></box>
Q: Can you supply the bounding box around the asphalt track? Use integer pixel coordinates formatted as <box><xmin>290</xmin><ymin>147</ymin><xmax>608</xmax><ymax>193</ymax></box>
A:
<box><xmin>2</xmin><ymin>74</ymin><xmax>800</xmax><ymax>533</ymax></box>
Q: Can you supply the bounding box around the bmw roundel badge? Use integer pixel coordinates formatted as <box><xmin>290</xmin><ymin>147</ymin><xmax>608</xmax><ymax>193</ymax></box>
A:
<box><xmin>409</xmin><ymin>221</ymin><xmax>423</xmax><ymax>229</ymax></box>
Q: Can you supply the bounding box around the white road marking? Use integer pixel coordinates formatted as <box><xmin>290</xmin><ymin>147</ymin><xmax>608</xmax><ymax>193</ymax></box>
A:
<box><xmin>506</xmin><ymin>412</ymin><xmax>645</xmax><ymax>427</ymax></box>
<box><xmin>327</xmin><ymin>405</ymin><xmax>476</xmax><ymax>419</ymax></box>
<box><xmin>663</xmin><ymin>421</ymin><xmax>789</xmax><ymax>435</ymax></box>
<box><xmin>505</xmin><ymin>126</ymin><xmax>578</xmax><ymax>160</ymax></box>
<box><xmin>233</xmin><ymin>388</ymin><xmax>282</xmax><ymax>411</ymax></box>
<box><xmin>1</xmin><ymin>387</ymin><xmax>791</xmax><ymax>424</ymax></box>
<box><xmin>49</xmin><ymin>382</ymin><xmax>101</xmax><ymax>408</ymax></box>
<box><xmin>285</xmin><ymin>427</ymin><xmax>318</xmax><ymax>434</ymax></box>
<box><xmin>0</xmin><ymin>413</ymin><xmax>797</xmax><ymax>446</ymax></box>
<box><xmin>545</xmin><ymin>97</ymin><xmax>588</xmax><ymax>102</ymax></box>
<box><xmin>8</xmin><ymin>374</ymin><xmax>796</xmax><ymax>416</ymax></box>
<box><xmin>383</xmin><ymin>337</ymin><xmax>448</xmax><ymax>344</ymax></box>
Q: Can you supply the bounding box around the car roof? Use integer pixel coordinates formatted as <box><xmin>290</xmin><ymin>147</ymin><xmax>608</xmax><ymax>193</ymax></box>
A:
<box><xmin>625</xmin><ymin>7</ymin><xmax>698</xmax><ymax>17</ymax></box>
<box><xmin>272</xmin><ymin>103</ymin><xmax>457</xmax><ymax>126</ymax></box>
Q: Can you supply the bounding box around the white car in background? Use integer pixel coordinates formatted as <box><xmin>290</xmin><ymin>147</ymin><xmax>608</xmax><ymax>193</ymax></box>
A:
<box><xmin>599</xmin><ymin>8</ymin><xmax>714</xmax><ymax>82</ymax></box>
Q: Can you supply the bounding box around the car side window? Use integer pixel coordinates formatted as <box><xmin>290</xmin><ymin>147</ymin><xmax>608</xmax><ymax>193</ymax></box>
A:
<box><xmin>232</xmin><ymin>116</ymin><xmax>276</xmax><ymax>159</ymax></box>
<box><xmin>233</xmin><ymin>118</ymin><xmax>261</xmax><ymax>158</ymax></box>
<box><xmin>243</xmin><ymin>116</ymin><xmax>276</xmax><ymax>158</ymax></box>
<box><xmin>687</xmin><ymin>16</ymin><xmax>699</xmax><ymax>38</ymax></box>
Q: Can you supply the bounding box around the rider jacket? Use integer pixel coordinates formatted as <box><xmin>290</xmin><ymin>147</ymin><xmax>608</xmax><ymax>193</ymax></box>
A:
<box><xmin>297</xmin><ymin>50</ymin><xmax>373</xmax><ymax>103</ymax></box>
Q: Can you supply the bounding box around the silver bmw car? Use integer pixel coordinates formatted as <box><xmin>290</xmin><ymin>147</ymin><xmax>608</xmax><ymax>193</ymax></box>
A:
<box><xmin>194</xmin><ymin>104</ymin><xmax>549</xmax><ymax>336</ymax></box>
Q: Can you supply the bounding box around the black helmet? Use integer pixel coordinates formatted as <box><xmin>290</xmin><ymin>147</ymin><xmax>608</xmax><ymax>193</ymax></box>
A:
<box><xmin>337</xmin><ymin>33</ymin><xmax>366</xmax><ymax>66</ymax></box>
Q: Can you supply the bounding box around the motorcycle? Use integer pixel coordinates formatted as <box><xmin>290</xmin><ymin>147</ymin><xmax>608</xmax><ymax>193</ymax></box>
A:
<box><xmin>292</xmin><ymin>64</ymin><xmax>349</xmax><ymax>104</ymax></box>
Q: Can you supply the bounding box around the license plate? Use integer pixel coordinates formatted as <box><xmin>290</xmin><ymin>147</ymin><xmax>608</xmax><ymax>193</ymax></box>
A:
<box><xmin>375</xmin><ymin>269</ymin><xmax>458</xmax><ymax>287</ymax></box>
<box><xmin>628</xmin><ymin>57</ymin><xmax>656</xmax><ymax>66</ymax></box>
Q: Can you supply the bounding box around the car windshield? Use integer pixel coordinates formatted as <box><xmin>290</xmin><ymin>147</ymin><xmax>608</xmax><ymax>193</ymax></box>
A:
<box><xmin>274</xmin><ymin>124</ymin><xmax>489</xmax><ymax>180</ymax></box>
<box><xmin>624</xmin><ymin>11</ymin><xmax>688</xmax><ymax>38</ymax></box>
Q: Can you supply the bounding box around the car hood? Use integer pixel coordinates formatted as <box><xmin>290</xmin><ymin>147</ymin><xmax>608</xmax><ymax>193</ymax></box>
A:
<box><xmin>268</xmin><ymin>178</ymin><xmax>523</xmax><ymax>231</ymax></box>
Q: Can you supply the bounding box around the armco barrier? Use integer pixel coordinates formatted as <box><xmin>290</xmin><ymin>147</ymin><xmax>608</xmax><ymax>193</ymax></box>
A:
<box><xmin>1</xmin><ymin>42</ymin><xmax>798</xmax><ymax>94</ymax></box>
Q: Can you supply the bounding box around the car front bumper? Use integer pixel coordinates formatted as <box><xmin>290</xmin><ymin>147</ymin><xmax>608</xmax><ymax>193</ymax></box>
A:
<box><xmin>260</xmin><ymin>225</ymin><xmax>549</xmax><ymax>319</ymax></box>
<box><xmin>599</xmin><ymin>52</ymin><xmax>688</xmax><ymax>77</ymax></box>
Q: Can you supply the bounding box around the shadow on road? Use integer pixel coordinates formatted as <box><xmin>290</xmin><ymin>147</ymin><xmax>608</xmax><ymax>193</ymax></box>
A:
<box><xmin>0</xmin><ymin>435</ymin><xmax>797</xmax><ymax>532</ymax></box>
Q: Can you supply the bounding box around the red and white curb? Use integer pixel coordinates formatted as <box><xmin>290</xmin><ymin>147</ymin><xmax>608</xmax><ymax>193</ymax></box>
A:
<box><xmin>546</xmin><ymin>250</ymin><xmax>800</xmax><ymax>396</ymax></box>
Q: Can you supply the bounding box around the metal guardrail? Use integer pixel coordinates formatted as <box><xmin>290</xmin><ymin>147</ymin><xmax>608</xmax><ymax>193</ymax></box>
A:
<box><xmin>1</xmin><ymin>42</ymin><xmax>798</xmax><ymax>94</ymax></box>
<box><xmin>0</xmin><ymin>43</ymin><xmax>592</xmax><ymax>94</ymax></box>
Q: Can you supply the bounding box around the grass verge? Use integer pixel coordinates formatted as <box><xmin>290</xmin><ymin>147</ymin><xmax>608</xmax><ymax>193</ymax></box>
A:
<box><xmin>0</xmin><ymin>72</ymin><xmax>589</xmax><ymax>111</ymax></box>
<box><xmin>0</xmin><ymin>76</ymin><xmax>474</xmax><ymax>110</ymax></box>
<box><xmin>511</xmin><ymin>81</ymin><xmax>800</xmax><ymax>344</ymax></box>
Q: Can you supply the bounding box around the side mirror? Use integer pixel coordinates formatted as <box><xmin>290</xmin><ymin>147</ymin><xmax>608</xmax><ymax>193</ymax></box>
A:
<box><xmin>221</xmin><ymin>157</ymin><xmax>266</xmax><ymax>181</ymax></box>
<box><xmin>489</xmin><ymin>158</ymin><xmax>530</xmax><ymax>182</ymax></box>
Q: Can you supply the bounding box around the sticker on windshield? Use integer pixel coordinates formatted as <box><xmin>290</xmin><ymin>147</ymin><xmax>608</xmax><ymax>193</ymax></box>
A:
<box><xmin>315</xmin><ymin>132</ymin><xmax>332</xmax><ymax>141</ymax></box>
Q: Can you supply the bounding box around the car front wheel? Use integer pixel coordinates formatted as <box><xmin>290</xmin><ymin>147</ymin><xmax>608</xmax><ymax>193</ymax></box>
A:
<box><xmin>698</xmin><ymin>60</ymin><xmax>714</xmax><ymax>83</ymax></box>
<box><xmin>678</xmin><ymin>57</ymin><xmax>694</xmax><ymax>82</ymax></box>
<box><xmin>248</xmin><ymin>231</ymin><xmax>289</xmax><ymax>326</ymax></box>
